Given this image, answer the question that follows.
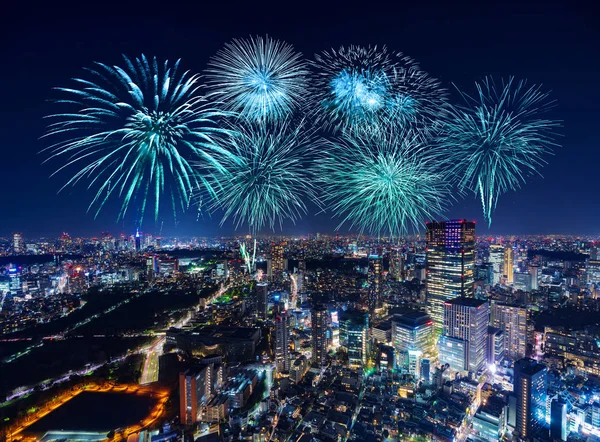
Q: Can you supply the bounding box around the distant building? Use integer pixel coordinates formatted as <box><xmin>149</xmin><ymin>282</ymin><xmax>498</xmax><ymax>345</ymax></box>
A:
<box><xmin>255</xmin><ymin>283</ymin><xmax>268</xmax><ymax>319</ymax></box>
<box><xmin>504</xmin><ymin>246</ymin><xmax>514</xmax><ymax>284</ymax></box>
<box><xmin>513</xmin><ymin>358</ymin><xmax>547</xmax><ymax>439</ymax></box>
<box><xmin>311</xmin><ymin>304</ymin><xmax>328</xmax><ymax>366</ymax></box>
<box><xmin>12</xmin><ymin>232</ymin><xmax>23</xmax><ymax>255</ymax></box>
<box><xmin>368</xmin><ymin>254</ymin><xmax>383</xmax><ymax>311</ymax></box>
<box><xmin>487</xmin><ymin>326</ymin><xmax>504</xmax><ymax>366</ymax></box>
<box><xmin>489</xmin><ymin>244</ymin><xmax>504</xmax><ymax>285</ymax></box>
<box><xmin>426</xmin><ymin>220</ymin><xmax>475</xmax><ymax>331</ymax></box>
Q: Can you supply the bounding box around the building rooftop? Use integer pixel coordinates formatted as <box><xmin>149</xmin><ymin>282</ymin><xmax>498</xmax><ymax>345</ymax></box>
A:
<box><xmin>446</xmin><ymin>297</ymin><xmax>488</xmax><ymax>308</ymax></box>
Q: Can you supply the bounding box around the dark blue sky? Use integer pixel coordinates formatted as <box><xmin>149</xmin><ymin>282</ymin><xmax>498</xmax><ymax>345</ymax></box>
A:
<box><xmin>1</xmin><ymin>1</ymin><xmax>598</xmax><ymax>238</ymax></box>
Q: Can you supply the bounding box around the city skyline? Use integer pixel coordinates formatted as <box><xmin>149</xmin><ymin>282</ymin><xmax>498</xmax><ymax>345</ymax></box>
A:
<box><xmin>1</xmin><ymin>2</ymin><xmax>599</xmax><ymax>237</ymax></box>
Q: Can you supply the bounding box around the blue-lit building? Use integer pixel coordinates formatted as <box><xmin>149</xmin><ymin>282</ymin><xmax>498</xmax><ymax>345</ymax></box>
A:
<box><xmin>513</xmin><ymin>358</ymin><xmax>548</xmax><ymax>439</ymax></box>
<box><xmin>340</xmin><ymin>310</ymin><xmax>369</xmax><ymax>368</ymax></box>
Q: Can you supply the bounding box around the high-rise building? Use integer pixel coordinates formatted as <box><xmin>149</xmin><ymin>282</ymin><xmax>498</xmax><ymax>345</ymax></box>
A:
<box><xmin>489</xmin><ymin>244</ymin><xmax>504</xmax><ymax>285</ymax></box>
<box><xmin>439</xmin><ymin>297</ymin><xmax>489</xmax><ymax>374</ymax></box>
<box><xmin>340</xmin><ymin>310</ymin><xmax>369</xmax><ymax>368</ymax></box>
<box><xmin>504</xmin><ymin>246</ymin><xmax>514</xmax><ymax>284</ymax></box>
<box><xmin>550</xmin><ymin>398</ymin><xmax>567</xmax><ymax>442</ymax></box>
<box><xmin>490</xmin><ymin>302</ymin><xmax>527</xmax><ymax>361</ymax></box>
<box><xmin>513</xmin><ymin>358</ymin><xmax>548</xmax><ymax>439</ymax></box>
<box><xmin>311</xmin><ymin>304</ymin><xmax>328</xmax><ymax>366</ymax></box>
<box><xmin>368</xmin><ymin>254</ymin><xmax>383</xmax><ymax>311</ymax></box>
<box><xmin>271</xmin><ymin>242</ymin><xmax>285</xmax><ymax>280</ymax></box>
<box><xmin>179</xmin><ymin>367</ymin><xmax>212</xmax><ymax>425</ymax></box>
<box><xmin>426</xmin><ymin>220</ymin><xmax>475</xmax><ymax>331</ymax></box>
<box><xmin>392</xmin><ymin>311</ymin><xmax>434</xmax><ymax>376</ymax></box>
<box><xmin>12</xmin><ymin>233</ymin><xmax>23</xmax><ymax>255</ymax></box>
<box><xmin>529</xmin><ymin>265</ymin><xmax>540</xmax><ymax>291</ymax></box>
<box><xmin>275</xmin><ymin>312</ymin><xmax>291</xmax><ymax>372</ymax></box>
<box><xmin>487</xmin><ymin>326</ymin><xmax>505</xmax><ymax>366</ymax></box>
<box><xmin>256</xmin><ymin>283</ymin><xmax>268</xmax><ymax>319</ymax></box>
<box><xmin>135</xmin><ymin>230</ymin><xmax>142</xmax><ymax>252</ymax></box>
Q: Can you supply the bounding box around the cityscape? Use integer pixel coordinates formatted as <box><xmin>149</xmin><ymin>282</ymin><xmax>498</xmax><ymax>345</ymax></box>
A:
<box><xmin>1</xmin><ymin>2</ymin><xmax>599</xmax><ymax>442</ymax></box>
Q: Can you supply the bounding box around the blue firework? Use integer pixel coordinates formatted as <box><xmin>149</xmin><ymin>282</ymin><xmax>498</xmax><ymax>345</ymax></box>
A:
<box><xmin>42</xmin><ymin>55</ymin><xmax>233</xmax><ymax>222</ymax></box>
<box><xmin>205</xmin><ymin>36</ymin><xmax>309</xmax><ymax>122</ymax></box>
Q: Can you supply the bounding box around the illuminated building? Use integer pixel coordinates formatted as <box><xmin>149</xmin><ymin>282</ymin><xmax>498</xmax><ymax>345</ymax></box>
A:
<box><xmin>290</xmin><ymin>354</ymin><xmax>309</xmax><ymax>383</ymax></box>
<box><xmin>311</xmin><ymin>304</ymin><xmax>328</xmax><ymax>366</ymax></box>
<box><xmin>146</xmin><ymin>255</ymin><xmax>159</xmax><ymax>280</ymax></box>
<box><xmin>543</xmin><ymin>326</ymin><xmax>600</xmax><ymax>376</ymax></box>
<box><xmin>368</xmin><ymin>254</ymin><xmax>383</xmax><ymax>311</ymax></box>
<box><xmin>275</xmin><ymin>312</ymin><xmax>291</xmax><ymax>372</ymax></box>
<box><xmin>440</xmin><ymin>297</ymin><xmax>488</xmax><ymax>374</ymax></box>
<box><xmin>490</xmin><ymin>302</ymin><xmax>527</xmax><ymax>361</ymax></box>
<box><xmin>513</xmin><ymin>358</ymin><xmax>547</xmax><ymax>439</ymax></box>
<box><xmin>340</xmin><ymin>310</ymin><xmax>368</xmax><ymax>368</ymax></box>
<box><xmin>179</xmin><ymin>367</ymin><xmax>212</xmax><ymax>425</ymax></box>
<box><xmin>158</xmin><ymin>256</ymin><xmax>179</xmax><ymax>275</ymax></box>
<box><xmin>488</xmin><ymin>244</ymin><xmax>504</xmax><ymax>285</ymax></box>
<box><xmin>504</xmin><ymin>245</ymin><xmax>514</xmax><ymax>284</ymax></box>
<box><xmin>438</xmin><ymin>335</ymin><xmax>467</xmax><ymax>371</ymax></box>
<box><xmin>255</xmin><ymin>282</ymin><xmax>268</xmax><ymax>319</ymax></box>
<box><xmin>587</xmin><ymin>260</ymin><xmax>600</xmax><ymax>285</ymax></box>
<box><xmin>390</xmin><ymin>249</ymin><xmax>405</xmax><ymax>280</ymax></box>
<box><xmin>12</xmin><ymin>232</ymin><xmax>23</xmax><ymax>255</ymax></box>
<box><xmin>550</xmin><ymin>398</ymin><xmax>567</xmax><ymax>442</ymax></box>
<box><xmin>529</xmin><ymin>265</ymin><xmax>540</xmax><ymax>290</ymax></box>
<box><xmin>513</xmin><ymin>272</ymin><xmax>533</xmax><ymax>291</ymax></box>
<box><xmin>392</xmin><ymin>311</ymin><xmax>434</xmax><ymax>376</ymax></box>
<box><xmin>487</xmin><ymin>326</ymin><xmax>505</xmax><ymax>365</ymax></box>
<box><xmin>425</xmin><ymin>220</ymin><xmax>475</xmax><ymax>331</ymax></box>
<box><xmin>271</xmin><ymin>242</ymin><xmax>285</xmax><ymax>281</ymax></box>
<box><xmin>135</xmin><ymin>230</ymin><xmax>142</xmax><ymax>252</ymax></box>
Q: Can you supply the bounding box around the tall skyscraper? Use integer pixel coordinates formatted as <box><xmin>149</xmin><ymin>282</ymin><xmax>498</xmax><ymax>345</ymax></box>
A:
<box><xmin>135</xmin><ymin>230</ymin><xmax>142</xmax><ymax>252</ymax></box>
<box><xmin>426</xmin><ymin>220</ymin><xmax>475</xmax><ymax>331</ymax></box>
<box><xmin>271</xmin><ymin>242</ymin><xmax>285</xmax><ymax>280</ymax></box>
<box><xmin>439</xmin><ymin>297</ymin><xmax>489</xmax><ymax>374</ymax></box>
<box><xmin>489</xmin><ymin>244</ymin><xmax>504</xmax><ymax>285</ymax></box>
<box><xmin>12</xmin><ymin>232</ymin><xmax>23</xmax><ymax>255</ymax></box>
<box><xmin>368</xmin><ymin>254</ymin><xmax>383</xmax><ymax>311</ymax></box>
<box><xmin>179</xmin><ymin>367</ymin><xmax>212</xmax><ymax>425</ymax></box>
<box><xmin>550</xmin><ymin>398</ymin><xmax>567</xmax><ymax>442</ymax></box>
<box><xmin>392</xmin><ymin>311</ymin><xmax>434</xmax><ymax>376</ymax></box>
<box><xmin>311</xmin><ymin>304</ymin><xmax>328</xmax><ymax>366</ymax></box>
<box><xmin>490</xmin><ymin>302</ymin><xmax>527</xmax><ymax>361</ymax></box>
<box><xmin>256</xmin><ymin>283</ymin><xmax>268</xmax><ymax>319</ymax></box>
<box><xmin>513</xmin><ymin>358</ymin><xmax>548</xmax><ymax>439</ymax></box>
<box><xmin>275</xmin><ymin>312</ymin><xmax>291</xmax><ymax>372</ymax></box>
<box><xmin>504</xmin><ymin>246</ymin><xmax>514</xmax><ymax>284</ymax></box>
<box><xmin>340</xmin><ymin>310</ymin><xmax>369</xmax><ymax>368</ymax></box>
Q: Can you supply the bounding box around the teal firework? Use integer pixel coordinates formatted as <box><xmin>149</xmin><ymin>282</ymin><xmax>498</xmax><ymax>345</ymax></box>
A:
<box><xmin>319</xmin><ymin>130</ymin><xmax>450</xmax><ymax>236</ymax></box>
<box><xmin>439</xmin><ymin>77</ymin><xmax>559</xmax><ymax>226</ymax></box>
<box><xmin>43</xmin><ymin>54</ymin><xmax>232</xmax><ymax>222</ymax></box>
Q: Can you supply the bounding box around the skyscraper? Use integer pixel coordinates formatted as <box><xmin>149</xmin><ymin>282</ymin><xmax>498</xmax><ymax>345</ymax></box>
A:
<box><xmin>275</xmin><ymin>312</ymin><xmax>291</xmax><ymax>372</ymax></box>
<box><xmin>135</xmin><ymin>230</ymin><xmax>142</xmax><ymax>252</ymax></box>
<box><xmin>392</xmin><ymin>311</ymin><xmax>434</xmax><ymax>376</ymax></box>
<box><xmin>513</xmin><ymin>358</ymin><xmax>548</xmax><ymax>439</ymax></box>
<box><xmin>12</xmin><ymin>232</ymin><xmax>23</xmax><ymax>255</ymax></box>
<box><xmin>256</xmin><ymin>283</ymin><xmax>268</xmax><ymax>319</ymax></box>
<box><xmin>504</xmin><ymin>246</ymin><xmax>514</xmax><ymax>284</ymax></box>
<box><xmin>179</xmin><ymin>367</ymin><xmax>212</xmax><ymax>425</ymax></box>
<box><xmin>488</xmin><ymin>244</ymin><xmax>504</xmax><ymax>285</ymax></box>
<box><xmin>311</xmin><ymin>304</ymin><xmax>328</xmax><ymax>366</ymax></box>
<box><xmin>368</xmin><ymin>254</ymin><xmax>383</xmax><ymax>311</ymax></box>
<box><xmin>271</xmin><ymin>242</ymin><xmax>284</xmax><ymax>281</ymax></box>
<box><xmin>340</xmin><ymin>310</ymin><xmax>369</xmax><ymax>368</ymax></box>
<box><xmin>440</xmin><ymin>297</ymin><xmax>489</xmax><ymax>374</ymax></box>
<box><xmin>426</xmin><ymin>220</ymin><xmax>476</xmax><ymax>331</ymax></box>
<box><xmin>550</xmin><ymin>398</ymin><xmax>567</xmax><ymax>442</ymax></box>
<box><xmin>490</xmin><ymin>302</ymin><xmax>527</xmax><ymax>361</ymax></box>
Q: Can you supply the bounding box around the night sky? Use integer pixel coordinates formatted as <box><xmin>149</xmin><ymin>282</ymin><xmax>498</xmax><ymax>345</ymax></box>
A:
<box><xmin>1</xmin><ymin>1</ymin><xmax>598</xmax><ymax>237</ymax></box>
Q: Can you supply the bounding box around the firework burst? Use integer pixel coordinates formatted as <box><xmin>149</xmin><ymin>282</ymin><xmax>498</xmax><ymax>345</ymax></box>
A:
<box><xmin>319</xmin><ymin>130</ymin><xmax>450</xmax><ymax>236</ymax></box>
<box><xmin>203</xmin><ymin>120</ymin><xmax>321</xmax><ymax>234</ymax></box>
<box><xmin>43</xmin><ymin>54</ymin><xmax>233</xmax><ymax>222</ymax></box>
<box><xmin>206</xmin><ymin>36</ymin><xmax>309</xmax><ymax>122</ymax></box>
<box><xmin>310</xmin><ymin>46</ymin><xmax>447</xmax><ymax>134</ymax></box>
<box><xmin>439</xmin><ymin>77</ymin><xmax>559</xmax><ymax>226</ymax></box>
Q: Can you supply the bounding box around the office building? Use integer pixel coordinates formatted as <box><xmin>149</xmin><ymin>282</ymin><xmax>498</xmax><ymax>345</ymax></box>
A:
<box><xmin>392</xmin><ymin>311</ymin><xmax>434</xmax><ymax>375</ymax></box>
<box><xmin>340</xmin><ymin>310</ymin><xmax>369</xmax><ymax>368</ymax></box>
<box><xmin>179</xmin><ymin>367</ymin><xmax>212</xmax><ymax>425</ymax></box>
<box><xmin>490</xmin><ymin>302</ymin><xmax>527</xmax><ymax>361</ymax></box>
<box><xmin>368</xmin><ymin>254</ymin><xmax>383</xmax><ymax>311</ymax></box>
<box><xmin>12</xmin><ymin>232</ymin><xmax>23</xmax><ymax>255</ymax></box>
<box><xmin>271</xmin><ymin>242</ymin><xmax>285</xmax><ymax>280</ymax></box>
<box><xmin>256</xmin><ymin>282</ymin><xmax>268</xmax><ymax>319</ymax></box>
<box><xmin>550</xmin><ymin>398</ymin><xmax>567</xmax><ymax>442</ymax></box>
<box><xmin>440</xmin><ymin>297</ymin><xmax>489</xmax><ymax>374</ymax></box>
<box><xmin>426</xmin><ymin>220</ymin><xmax>475</xmax><ymax>331</ymax></box>
<box><xmin>275</xmin><ymin>312</ymin><xmax>291</xmax><ymax>372</ymax></box>
<box><xmin>487</xmin><ymin>326</ymin><xmax>505</xmax><ymax>366</ymax></box>
<box><xmin>513</xmin><ymin>358</ymin><xmax>548</xmax><ymax>439</ymax></box>
<box><xmin>504</xmin><ymin>246</ymin><xmax>514</xmax><ymax>284</ymax></box>
<box><xmin>135</xmin><ymin>230</ymin><xmax>142</xmax><ymax>252</ymax></box>
<box><xmin>489</xmin><ymin>244</ymin><xmax>504</xmax><ymax>285</ymax></box>
<box><xmin>311</xmin><ymin>304</ymin><xmax>328</xmax><ymax>366</ymax></box>
<box><xmin>438</xmin><ymin>335</ymin><xmax>467</xmax><ymax>371</ymax></box>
